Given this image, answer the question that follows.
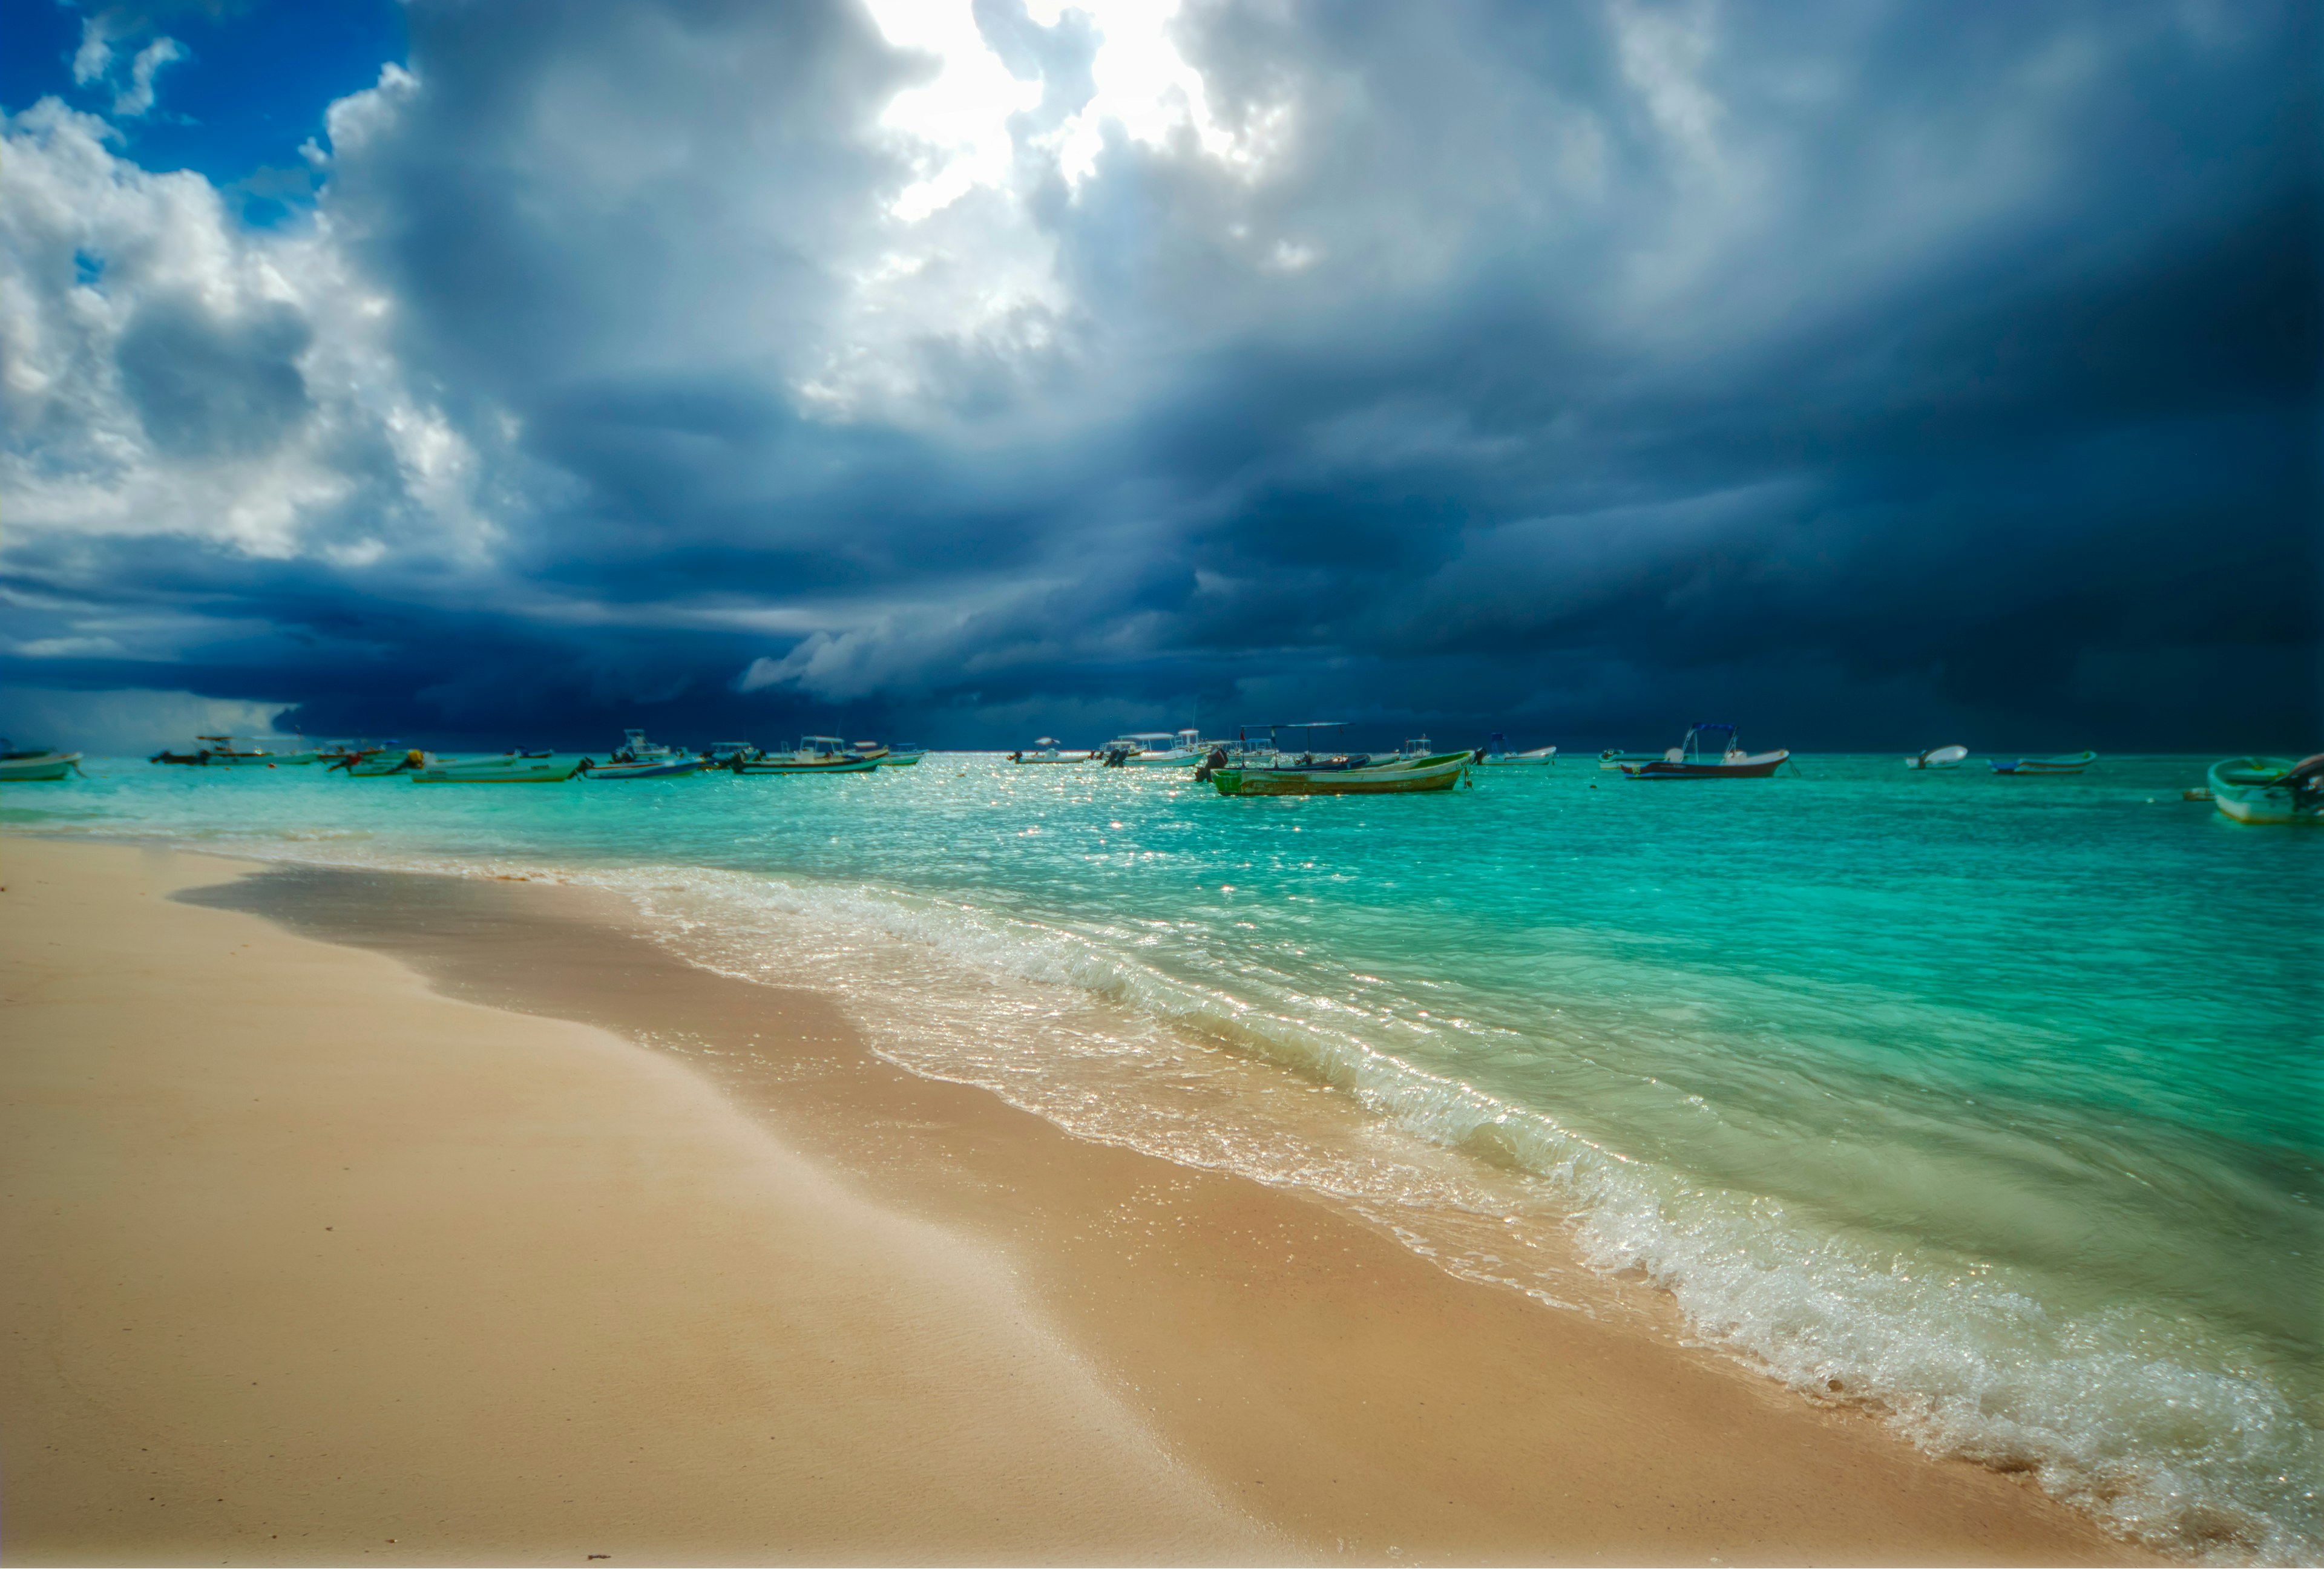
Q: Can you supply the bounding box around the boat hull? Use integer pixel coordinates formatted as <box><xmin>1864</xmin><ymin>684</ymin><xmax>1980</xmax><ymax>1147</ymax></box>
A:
<box><xmin>878</xmin><ymin>752</ymin><xmax>926</xmax><ymax>767</ymax></box>
<box><xmin>734</xmin><ymin>758</ymin><xmax>879</xmax><ymax>775</ymax></box>
<box><xmin>1623</xmin><ymin>750</ymin><xmax>1789</xmax><ymax>780</ymax></box>
<box><xmin>1477</xmin><ymin>748</ymin><xmax>1555</xmax><ymax>767</ymax></box>
<box><xmin>1991</xmin><ymin>752</ymin><xmax>2096</xmax><ymax>775</ymax></box>
<box><xmin>585</xmin><ymin>758</ymin><xmax>709</xmax><ymax>779</ymax></box>
<box><xmin>2207</xmin><ymin>757</ymin><xmax>2324</xmax><ymax>825</ymax></box>
<box><xmin>1211</xmin><ymin>755</ymin><xmax>1470</xmax><ymax>796</ymax></box>
<box><xmin>411</xmin><ymin>755</ymin><xmax>583</xmax><ymax>783</ymax></box>
<box><xmin>0</xmin><ymin>752</ymin><xmax>80</xmax><ymax>781</ymax></box>
<box><xmin>205</xmin><ymin>751</ymin><xmax>319</xmax><ymax>767</ymax></box>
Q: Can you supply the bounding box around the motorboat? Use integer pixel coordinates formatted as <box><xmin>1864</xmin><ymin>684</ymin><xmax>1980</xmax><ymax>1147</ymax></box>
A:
<box><xmin>151</xmin><ymin>735</ymin><xmax>320</xmax><ymax>767</ymax></box>
<box><xmin>344</xmin><ymin>748</ymin><xmax>427</xmax><ymax>777</ymax></box>
<box><xmin>1905</xmin><ymin>745</ymin><xmax>1969</xmax><ymax>770</ymax></box>
<box><xmin>2207</xmin><ymin>755</ymin><xmax>2324</xmax><ymax>824</ymax></box>
<box><xmin>878</xmin><ymin>745</ymin><xmax>927</xmax><ymax>767</ymax></box>
<box><xmin>1621</xmin><ymin>724</ymin><xmax>1790</xmax><ymax>780</ymax></box>
<box><xmin>1477</xmin><ymin>732</ymin><xmax>1556</xmax><ymax>767</ymax></box>
<box><xmin>1989</xmin><ymin>750</ymin><xmax>2096</xmax><ymax>775</ymax></box>
<box><xmin>1598</xmin><ymin>748</ymin><xmax>1661</xmax><ymax>771</ymax></box>
<box><xmin>850</xmin><ymin>741</ymin><xmax>891</xmax><ymax>762</ymax></box>
<box><xmin>0</xmin><ymin>741</ymin><xmax>82</xmax><ymax>781</ymax></box>
<box><xmin>1201</xmin><ymin>723</ymin><xmax>1472</xmax><ymax>796</ymax></box>
<box><xmin>1098</xmin><ymin>731</ymin><xmax>1203</xmax><ymax>767</ymax></box>
<box><xmin>1009</xmin><ymin>738</ymin><xmax>1083</xmax><ymax>764</ymax></box>
<box><xmin>410</xmin><ymin>752</ymin><xmax>584</xmax><ymax>784</ymax></box>
<box><xmin>733</xmin><ymin>737</ymin><xmax>879</xmax><ymax>775</ymax></box>
<box><xmin>582</xmin><ymin>729</ymin><xmax>708</xmax><ymax>779</ymax></box>
<box><xmin>318</xmin><ymin>738</ymin><xmax>396</xmax><ymax>765</ymax></box>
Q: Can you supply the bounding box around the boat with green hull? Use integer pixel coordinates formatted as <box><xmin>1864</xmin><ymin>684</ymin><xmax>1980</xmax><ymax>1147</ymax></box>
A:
<box><xmin>2207</xmin><ymin>755</ymin><xmax>2324</xmax><ymax>825</ymax></box>
<box><xmin>1201</xmin><ymin>724</ymin><xmax>1472</xmax><ymax>796</ymax></box>
<box><xmin>410</xmin><ymin>752</ymin><xmax>585</xmax><ymax>784</ymax></box>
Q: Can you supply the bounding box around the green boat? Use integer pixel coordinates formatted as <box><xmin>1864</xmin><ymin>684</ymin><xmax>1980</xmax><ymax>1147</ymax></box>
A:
<box><xmin>1200</xmin><ymin>723</ymin><xmax>1473</xmax><ymax>796</ymax></box>
<box><xmin>2207</xmin><ymin>756</ymin><xmax>2324</xmax><ymax>825</ymax></box>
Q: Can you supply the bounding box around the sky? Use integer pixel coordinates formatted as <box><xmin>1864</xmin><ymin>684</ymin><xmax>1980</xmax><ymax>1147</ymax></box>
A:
<box><xmin>1</xmin><ymin>0</ymin><xmax>2316</xmax><ymax>755</ymax></box>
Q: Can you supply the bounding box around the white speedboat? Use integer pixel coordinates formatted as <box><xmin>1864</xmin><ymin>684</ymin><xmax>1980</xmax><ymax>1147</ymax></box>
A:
<box><xmin>0</xmin><ymin>741</ymin><xmax>82</xmax><ymax>781</ymax></box>
<box><xmin>1009</xmin><ymin>737</ymin><xmax>1083</xmax><ymax>764</ymax></box>
<box><xmin>735</xmin><ymin>737</ymin><xmax>879</xmax><ymax>775</ymax></box>
<box><xmin>1905</xmin><ymin>745</ymin><xmax>1969</xmax><ymax>770</ymax></box>
<box><xmin>1100</xmin><ymin>730</ymin><xmax>1203</xmax><ymax>767</ymax></box>
<box><xmin>878</xmin><ymin>745</ymin><xmax>927</xmax><ymax>767</ymax></box>
<box><xmin>582</xmin><ymin>729</ymin><xmax>707</xmax><ymax>779</ymax></box>
<box><xmin>410</xmin><ymin>752</ymin><xmax>584</xmax><ymax>784</ymax></box>
<box><xmin>1477</xmin><ymin>732</ymin><xmax>1555</xmax><ymax>766</ymax></box>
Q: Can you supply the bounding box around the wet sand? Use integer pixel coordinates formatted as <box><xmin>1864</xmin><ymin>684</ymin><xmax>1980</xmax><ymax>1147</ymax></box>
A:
<box><xmin>1</xmin><ymin>838</ymin><xmax>2142</xmax><ymax>1564</ymax></box>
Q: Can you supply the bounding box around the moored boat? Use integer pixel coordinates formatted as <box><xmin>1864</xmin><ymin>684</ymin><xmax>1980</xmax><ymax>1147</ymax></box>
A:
<box><xmin>1201</xmin><ymin>723</ymin><xmax>1473</xmax><ymax>796</ymax></box>
<box><xmin>1598</xmin><ymin>748</ymin><xmax>1660</xmax><ymax>771</ymax></box>
<box><xmin>1098</xmin><ymin>730</ymin><xmax>1203</xmax><ymax>767</ymax></box>
<box><xmin>733</xmin><ymin>737</ymin><xmax>880</xmax><ymax>775</ymax></box>
<box><xmin>1990</xmin><ymin>750</ymin><xmax>2096</xmax><ymax>775</ymax></box>
<box><xmin>409</xmin><ymin>752</ymin><xmax>584</xmax><ymax>783</ymax></box>
<box><xmin>2207</xmin><ymin>755</ymin><xmax>2324</xmax><ymax>824</ymax></box>
<box><xmin>581</xmin><ymin>729</ymin><xmax>708</xmax><ymax>779</ymax></box>
<box><xmin>879</xmin><ymin>745</ymin><xmax>927</xmax><ymax>767</ymax></box>
<box><xmin>0</xmin><ymin>741</ymin><xmax>82</xmax><ymax>781</ymax></box>
<box><xmin>1477</xmin><ymin>732</ymin><xmax>1556</xmax><ymax>766</ymax></box>
<box><xmin>1621</xmin><ymin>724</ymin><xmax>1790</xmax><ymax>780</ymax></box>
<box><xmin>1905</xmin><ymin>745</ymin><xmax>1969</xmax><ymax>770</ymax></box>
<box><xmin>152</xmin><ymin>735</ymin><xmax>321</xmax><ymax>767</ymax></box>
<box><xmin>344</xmin><ymin>748</ymin><xmax>427</xmax><ymax>777</ymax></box>
<box><xmin>850</xmin><ymin>741</ymin><xmax>891</xmax><ymax>762</ymax></box>
<box><xmin>1009</xmin><ymin>738</ymin><xmax>1083</xmax><ymax>764</ymax></box>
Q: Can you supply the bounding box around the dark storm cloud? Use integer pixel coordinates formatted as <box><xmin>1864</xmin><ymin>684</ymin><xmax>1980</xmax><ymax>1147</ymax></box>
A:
<box><xmin>5</xmin><ymin>0</ymin><xmax>2316</xmax><ymax>751</ymax></box>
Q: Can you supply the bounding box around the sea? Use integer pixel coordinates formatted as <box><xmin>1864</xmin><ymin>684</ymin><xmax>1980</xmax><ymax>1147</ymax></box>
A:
<box><xmin>9</xmin><ymin>751</ymin><xmax>2317</xmax><ymax>1561</ymax></box>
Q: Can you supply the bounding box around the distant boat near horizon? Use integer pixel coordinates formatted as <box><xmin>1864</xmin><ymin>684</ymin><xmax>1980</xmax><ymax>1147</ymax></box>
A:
<box><xmin>410</xmin><ymin>751</ymin><xmax>585</xmax><ymax>784</ymax></box>
<box><xmin>1476</xmin><ymin>732</ymin><xmax>1557</xmax><ymax>766</ymax></box>
<box><xmin>1009</xmin><ymin>737</ymin><xmax>1083</xmax><ymax>764</ymax></box>
<box><xmin>150</xmin><ymin>735</ymin><xmax>320</xmax><ymax>767</ymax></box>
<box><xmin>1202</xmin><ymin>723</ymin><xmax>1473</xmax><ymax>796</ymax></box>
<box><xmin>1990</xmin><ymin>750</ymin><xmax>2097</xmax><ymax>775</ymax></box>
<box><xmin>733</xmin><ymin>737</ymin><xmax>880</xmax><ymax>775</ymax></box>
<box><xmin>581</xmin><ymin>730</ymin><xmax>708</xmax><ymax>779</ymax></box>
<box><xmin>1905</xmin><ymin>745</ymin><xmax>1969</xmax><ymax>770</ymax></box>
<box><xmin>1621</xmin><ymin>723</ymin><xmax>1790</xmax><ymax>780</ymax></box>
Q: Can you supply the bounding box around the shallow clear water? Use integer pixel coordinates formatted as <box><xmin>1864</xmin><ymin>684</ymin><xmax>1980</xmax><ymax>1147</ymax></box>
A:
<box><xmin>10</xmin><ymin>753</ymin><xmax>2319</xmax><ymax>1559</ymax></box>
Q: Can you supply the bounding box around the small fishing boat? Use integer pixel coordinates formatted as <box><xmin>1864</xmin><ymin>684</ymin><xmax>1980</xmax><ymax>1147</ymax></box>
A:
<box><xmin>582</xmin><ymin>729</ymin><xmax>708</xmax><ymax>779</ymax></box>
<box><xmin>2207</xmin><ymin>756</ymin><xmax>2324</xmax><ymax>824</ymax></box>
<box><xmin>1989</xmin><ymin>750</ymin><xmax>2096</xmax><ymax>775</ymax></box>
<box><xmin>151</xmin><ymin>735</ymin><xmax>321</xmax><ymax>767</ymax></box>
<box><xmin>0</xmin><ymin>741</ymin><xmax>82</xmax><ymax>781</ymax></box>
<box><xmin>879</xmin><ymin>745</ymin><xmax>927</xmax><ymax>767</ymax></box>
<box><xmin>344</xmin><ymin>748</ymin><xmax>427</xmax><ymax>777</ymax></box>
<box><xmin>1905</xmin><ymin>745</ymin><xmax>1969</xmax><ymax>770</ymax></box>
<box><xmin>1598</xmin><ymin>748</ymin><xmax>1661</xmax><ymax>771</ymax></box>
<box><xmin>1477</xmin><ymin>732</ymin><xmax>1556</xmax><ymax>767</ymax></box>
<box><xmin>1009</xmin><ymin>738</ymin><xmax>1083</xmax><ymax>764</ymax></box>
<box><xmin>410</xmin><ymin>752</ymin><xmax>584</xmax><ymax>784</ymax></box>
<box><xmin>734</xmin><ymin>737</ymin><xmax>879</xmax><ymax>775</ymax></box>
<box><xmin>850</xmin><ymin>741</ymin><xmax>891</xmax><ymax>762</ymax></box>
<box><xmin>1098</xmin><ymin>731</ymin><xmax>1203</xmax><ymax>767</ymax></box>
<box><xmin>1201</xmin><ymin>723</ymin><xmax>1472</xmax><ymax>796</ymax></box>
<box><xmin>1621</xmin><ymin>724</ymin><xmax>1790</xmax><ymax>780</ymax></box>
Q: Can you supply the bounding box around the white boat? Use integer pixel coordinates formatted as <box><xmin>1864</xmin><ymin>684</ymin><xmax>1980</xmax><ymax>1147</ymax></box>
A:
<box><xmin>1905</xmin><ymin>745</ymin><xmax>1969</xmax><ymax>770</ymax></box>
<box><xmin>850</xmin><ymin>741</ymin><xmax>890</xmax><ymax>762</ymax></box>
<box><xmin>0</xmin><ymin>741</ymin><xmax>82</xmax><ymax>781</ymax></box>
<box><xmin>734</xmin><ymin>737</ymin><xmax>880</xmax><ymax>775</ymax></box>
<box><xmin>1099</xmin><ymin>730</ymin><xmax>1203</xmax><ymax>767</ymax></box>
<box><xmin>1476</xmin><ymin>732</ymin><xmax>1555</xmax><ymax>767</ymax></box>
<box><xmin>410</xmin><ymin>752</ymin><xmax>584</xmax><ymax>784</ymax></box>
<box><xmin>1598</xmin><ymin>748</ymin><xmax>1660</xmax><ymax>771</ymax></box>
<box><xmin>1009</xmin><ymin>737</ymin><xmax>1083</xmax><ymax>764</ymax></box>
<box><xmin>879</xmin><ymin>745</ymin><xmax>927</xmax><ymax>767</ymax></box>
<box><xmin>582</xmin><ymin>729</ymin><xmax>707</xmax><ymax>779</ymax></box>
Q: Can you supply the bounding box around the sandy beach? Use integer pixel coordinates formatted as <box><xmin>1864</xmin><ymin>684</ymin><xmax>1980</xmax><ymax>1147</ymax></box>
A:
<box><xmin>1</xmin><ymin>837</ymin><xmax>2142</xmax><ymax>1565</ymax></box>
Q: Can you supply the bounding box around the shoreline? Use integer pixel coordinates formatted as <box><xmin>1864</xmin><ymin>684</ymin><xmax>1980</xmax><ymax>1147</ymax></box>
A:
<box><xmin>4</xmin><ymin>837</ymin><xmax>2145</xmax><ymax>1564</ymax></box>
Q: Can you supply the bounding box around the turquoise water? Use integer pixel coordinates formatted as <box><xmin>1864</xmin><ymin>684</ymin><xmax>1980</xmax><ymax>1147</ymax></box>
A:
<box><xmin>9</xmin><ymin>754</ymin><xmax>2319</xmax><ymax>1559</ymax></box>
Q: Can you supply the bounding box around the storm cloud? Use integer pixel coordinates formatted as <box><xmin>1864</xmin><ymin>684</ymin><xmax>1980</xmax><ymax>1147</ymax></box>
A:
<box><xmin>2</xmin><ymin>0</ymin><xmax>2314</xmax><ymax>752</ymax></box>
